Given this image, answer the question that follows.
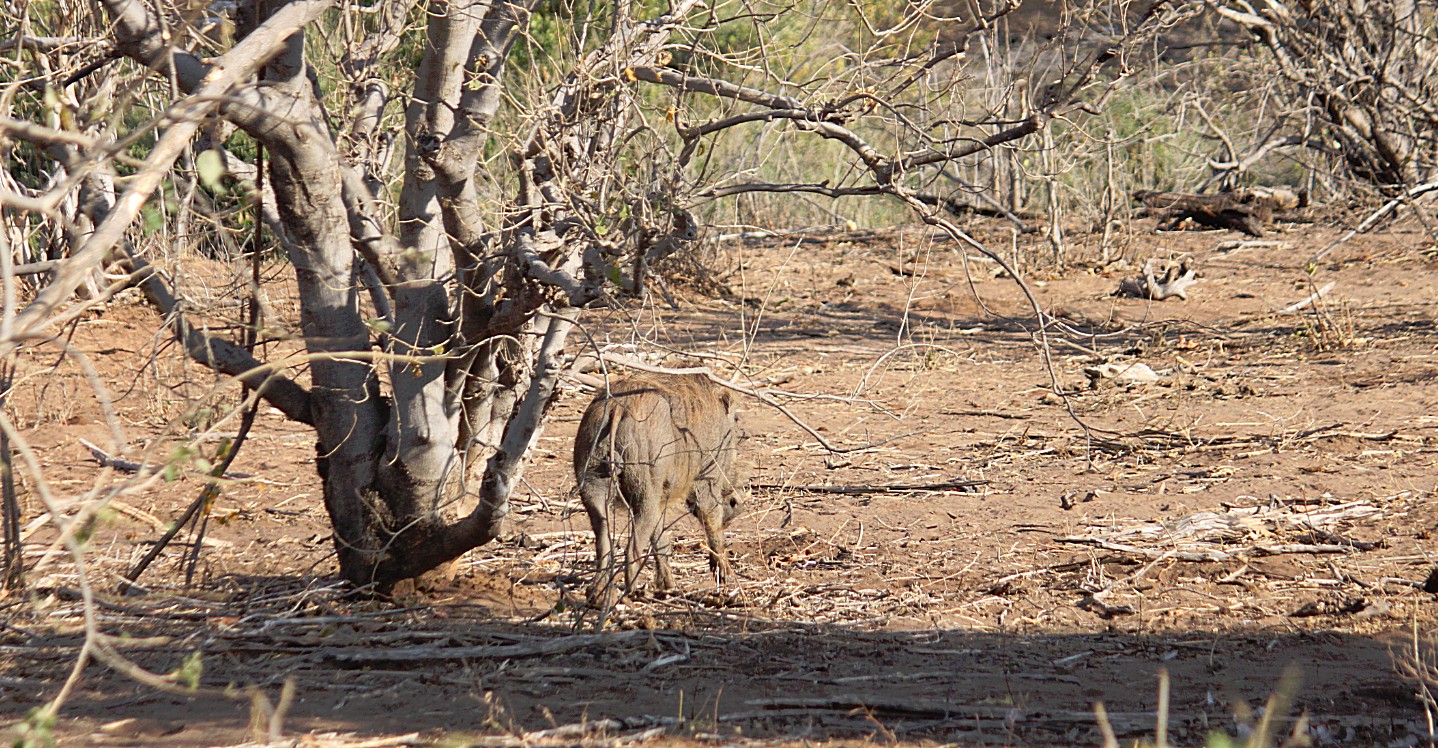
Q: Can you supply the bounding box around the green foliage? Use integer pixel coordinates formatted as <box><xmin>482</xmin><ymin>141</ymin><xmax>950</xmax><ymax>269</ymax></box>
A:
<box><xmin>195</xmin><ymin>150</ymin><xmax>227</xmax><ymax>191</ymax></box>
<box><xmin>664</xmin><ymin>2</ymin><xmax>946</xmax><ymax>231</ymax></box>
<box><xmin>1206</xmin><ymin>732</ymin><xmax>1246</xmax><ymax>747</ymax></box>
<box><xmin>70</xmin><ymin>505</ymin><xmax>115</xmax><ymax>548</ymax></box>
<box><xmin>138</xmin><ymin>184</ymin><xmax>185</xmax><ymax>236</ymax></box>
<box><xmin>7</xmin><ymin>707</ymin><xmax>57</xmax><ymax>748</ymax></box>
<box><xmin>162</xmin><ymin>444</ymin><xmax>199</xmax><ymax>482</ymax></box>
<box><xmin>174</xmin><ymin>651</ymin><xmax>204</xmax><ymax>691</ymax></box>
<box><xmin>0</xmin><ymin>84</ymin><xmax>69</xmax><ymax>193</ymax></box>
<box><xmin>1087</xmin><ymin>84</ymin><xmax>1206</xmax><ymax>189</ymax></box>
<box><xmin>1066</xmin><ymin>61</ymin><xmax>1306</xmax><ymax>197</ymax></box>
<box><xmin>510</xmin><ymin>0</ymin><xmax>594</xmax><ymax>75</ymax></box>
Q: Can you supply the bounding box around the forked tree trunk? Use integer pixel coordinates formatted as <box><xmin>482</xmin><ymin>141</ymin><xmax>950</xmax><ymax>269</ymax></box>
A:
<box><xmin>94</xmin><ymin>0</ymin><xmax>570</xmax><ymax>591</ymax></box>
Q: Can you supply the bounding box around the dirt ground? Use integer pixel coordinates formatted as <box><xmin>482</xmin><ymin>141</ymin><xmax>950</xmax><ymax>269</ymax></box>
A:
<box><xmin>4</xmin><ymin>214</ymin><xmax>1438</xmax><ymax>747</ymax></box>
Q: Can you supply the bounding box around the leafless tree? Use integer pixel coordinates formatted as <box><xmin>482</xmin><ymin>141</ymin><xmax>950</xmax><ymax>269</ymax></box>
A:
<box><xmin>1213</xmin><ymin>0</ymin><xmax>1438</xmax><ymax>191</ymax></box>
<box><xmin>1</xmin><ymin>0</ymin><xmax>1193</xmax><ymax>593</ymax></box>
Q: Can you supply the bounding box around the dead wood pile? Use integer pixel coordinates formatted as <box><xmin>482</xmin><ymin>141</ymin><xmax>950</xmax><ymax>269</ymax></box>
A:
<box><xmin>1133</xmin><ymin>187</ymin><xmax>1305</xmax><ymax>237</ymax></box>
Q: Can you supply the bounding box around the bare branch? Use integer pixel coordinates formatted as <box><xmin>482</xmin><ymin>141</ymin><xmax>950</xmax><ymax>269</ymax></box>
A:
<box><xmin>0</xmin><ymin>116</ymin><xmax>106</xmax><ymax>150</ymax></box>
<box><xmin>1212</xmin><ymin>0</ymin><xmax>1438</xmax><ymax>188</ymax></box>
<box><xmin>1312</xmin><ymin>181</ymin><xmax>1438</xmax><ymax>261</ymax></box>
<box><xmin>0</xmin><ymin>35</ymin><xmax>105</xmax><ymax>52</ymax></box>
<box><xmin>341</xmin><ymin>0</ymin><xmax>425</xmax><ymax>82</ymax></box>
<box><xmin>480</xmin><ymin>308</ymin><xmax>577</xmax><ymax>508</ymax></box>
<box><xmin>691</xmin><ymin>182</ymin><xmax>886</xmax><ymax>204</ymax></box>
<box><xmin>628</xmin><ymin>66</ymin><xmax>802</xmax><ymax>109</ymax></box>
<box><xmin>122</xmin><ymin>253</ymin><xmax>316</xmax><ymax>426</ymax></box>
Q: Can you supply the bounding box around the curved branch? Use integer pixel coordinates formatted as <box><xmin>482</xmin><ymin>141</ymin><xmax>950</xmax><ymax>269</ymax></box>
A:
<box><xmin>628</xmin><ymin>65</ymin><xmax>802</xmax><ymax>109</ymax></box>
<box><xmin>340</xmin><ymin>0</ymin><xmax>425</xmax><ymax>82</ymax></box>
<box><xmin>690</xmin><ymin>182</ymin><xmax>885</xmax><ymax>204</ymax></box>
<box><xmin>369</xmin><ymin>307</ymin><xmax>578</xmax><ymax>582</ymax></box>
<box><xmin>122</xmin><ymin>253</ymin><xmax>315</xmax><ymax>426</ymax></box>
<box><xmin>514</xmin><ymin>230</ymin><xmax>588</xmax><ymax>304</ymax></box>
<box><xmin>339</xmin><ymin>166</ymin><xmax>403</xmax><ymax>287</ymax></box>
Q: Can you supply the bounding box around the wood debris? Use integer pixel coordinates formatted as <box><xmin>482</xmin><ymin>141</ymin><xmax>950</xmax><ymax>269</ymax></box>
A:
<box><xmin>1115</xmin><ymin>258</ymin><xmax>1200</xmax><ymax>301</ymax></box>
<box><xmin>1083</xmin><ymin>361</ymin><xmax>1162</xmax><ymax>387</ymax></box>
<box><xmin>1057</xmin><ymin>499</ymin><xmax>1386</xmax><ymax>563</ymax></box>
<box><xmin>1134</xmin><ymin>187</ymin><xmax>1304</xmax><ymax>236</ymax></box>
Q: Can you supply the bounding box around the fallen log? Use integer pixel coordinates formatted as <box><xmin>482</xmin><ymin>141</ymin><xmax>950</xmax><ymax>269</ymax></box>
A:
<box><xmin>1134</xmin><ymin>187</ymin><xmax>1303</xmax><ymax>237</ymax></box>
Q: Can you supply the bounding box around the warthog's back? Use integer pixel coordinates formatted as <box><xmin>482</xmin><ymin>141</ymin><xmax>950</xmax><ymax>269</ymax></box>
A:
<box><xmin>573</xmin><ymin>374</ymin><xmax>733</xmax><ymax>501</ymax></box>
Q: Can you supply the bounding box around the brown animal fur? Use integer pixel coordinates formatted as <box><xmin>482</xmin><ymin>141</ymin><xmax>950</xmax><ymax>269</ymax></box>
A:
<box><xmin>573</xmin><ymin>373</ymin><xmax>741</xmax><ymax>607</ymax></box>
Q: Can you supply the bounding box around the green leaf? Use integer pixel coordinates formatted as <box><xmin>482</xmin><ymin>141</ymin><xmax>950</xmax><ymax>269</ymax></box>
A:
<box><xmin>1204</xmin><ymin>732</ymin><xmax>1239</xmax><ymax>748</ymax></box>
<box><xmin>73</xmin><ymin>517</ymin><xmax>96</xmax><ymax>545</ymax></box>
<box><xmin>163</xmin><ymin>445</ymin><xmax>194</xmax><ymax>482</ymax></box>
<box><xmin>196</xmin><ymin>149</ymin><xmax>226</xmax><ymax>191</ymax></box>
<box><xmin>142</xmin><ymin>203</ymin><xmax>164</xmax><ymax>234</ymax></box>
<box><xmin>175</xmin><ymin>651</ymin><xmax>204</xmax><ymax>690</ymax></box>
<box><xmin>17</xmin><ymin>706</ymin><xmax>58</xmax><ymax>748</ymax></box>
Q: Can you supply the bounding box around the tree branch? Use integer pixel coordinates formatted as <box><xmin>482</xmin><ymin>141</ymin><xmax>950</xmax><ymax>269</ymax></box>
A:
<box><xmin>513</xmin><ymin>229</ymin><xmax>590</xmax><ymax>304</ymax></box>
<box><xmin>0</xmin><ymin>35</ymin><xmax>104</xmax><ymax>53</ymax></box>
<box><xmin>374</xmin><ymin>307</ymin><xmax>578</xmax><ymax>582</ymax></box>
<box><xmin>628</xmin><ymin>65</ymin><xmax>802</xmax><ymax>109</ymax></box>
<box><xmin>340</xmin><ymin>0</ymin><xmax>425</xmax><ymax>82</ymax></box>
<box><xmin>690</xmin><ymin>182</ymin><xmax>886</xmax><ymax>204</ymax></box>
<box><xmin>474</xmin><ymin>307</ymin><xmax>576</xmax><ymax>517</ymax></box>
<box><xmin>121</xmin><ymin>253</ymin><xmax>315</xmax><ymax>426</ymax></box>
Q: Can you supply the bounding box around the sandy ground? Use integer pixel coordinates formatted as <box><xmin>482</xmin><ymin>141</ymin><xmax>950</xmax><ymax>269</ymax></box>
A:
<box><xmin>3</xmin><ymin>215</ymin><xmax>1438</xmax><ymax>746</ymax></box>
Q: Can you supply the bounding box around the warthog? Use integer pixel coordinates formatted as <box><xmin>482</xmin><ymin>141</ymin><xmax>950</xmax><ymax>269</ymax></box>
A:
<box><xmin>574</xmin><ymin>373</ymin><xmax>741</xmax><ymax>607</ymax></box>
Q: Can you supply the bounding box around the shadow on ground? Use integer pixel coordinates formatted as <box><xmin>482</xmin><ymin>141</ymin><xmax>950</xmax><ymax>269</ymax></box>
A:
<box><xmin>0</xmin><ymin>577</ymin><xmax>1427</xmax><ymax>746</ymax></box>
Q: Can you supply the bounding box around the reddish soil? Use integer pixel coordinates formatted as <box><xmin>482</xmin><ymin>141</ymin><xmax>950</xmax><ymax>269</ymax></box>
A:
<box><xmin>3</xmin><ymin>216</ymin><xmax>1438</xmax><ymax>747</ymax></box>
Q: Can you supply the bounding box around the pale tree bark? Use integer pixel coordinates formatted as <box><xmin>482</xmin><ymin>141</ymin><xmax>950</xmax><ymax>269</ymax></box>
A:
<box><xmin>2</xmin><ymin>0</ymin><xmax>335</xmax><ymax>353</ymax></box>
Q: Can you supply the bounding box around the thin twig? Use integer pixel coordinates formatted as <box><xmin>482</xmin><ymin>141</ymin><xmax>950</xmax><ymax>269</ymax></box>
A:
<box><xmin>750</xmin><ymin>480</ymin><xmax>986</xmax><ymax>495</ymax></box>
<box><xmin>1311</xmin><ymin>181</ymin><xmax>1438</xmax><ymax>263</ymax></box>
<box><xmin>596</xmin><ymin>354</ymin><xmax>907</xmax><ymax>454</ymax></box>
<box><xmin>1279</xmin><ymin>281</ymin><xmax>1335</xmax><ymax>314</ymax></box>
